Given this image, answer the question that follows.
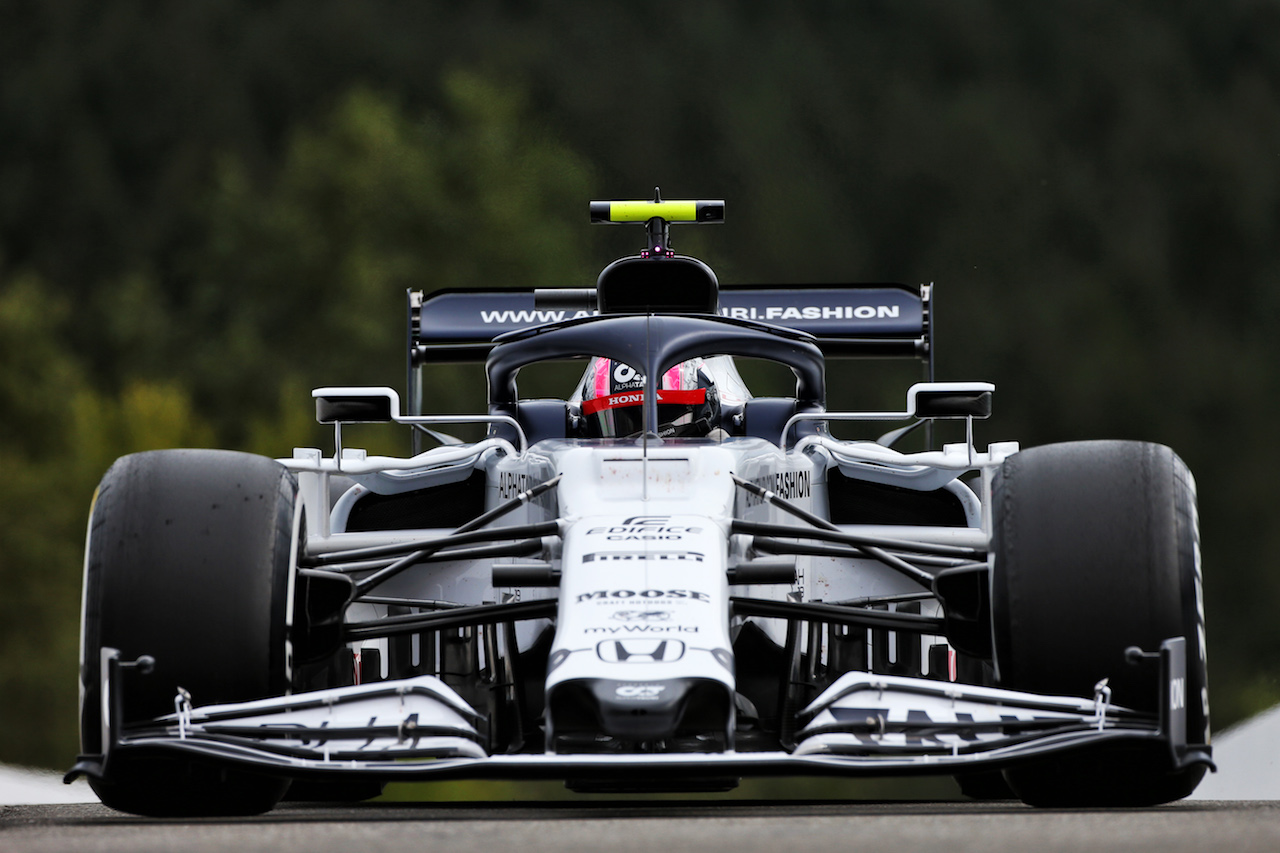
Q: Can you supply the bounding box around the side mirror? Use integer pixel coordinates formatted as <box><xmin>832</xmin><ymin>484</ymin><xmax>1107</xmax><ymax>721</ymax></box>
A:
<box><xmin>310</xmin><ymin>385</ymin><xmax>529</xmax><ymax>458</ymax></box>
<box><xmin>313</xmin><ymin>387</ymin><xmax>401</xmax><ymax>424</ymax></box>
<box><xmin>907</xmin><ymin>382</ymin><xmax>994</xmax><ymax>419</ymax></box>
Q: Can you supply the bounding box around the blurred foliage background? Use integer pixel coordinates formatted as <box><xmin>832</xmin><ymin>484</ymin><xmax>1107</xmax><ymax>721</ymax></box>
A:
<box><xmin>1</xmin><ymin>1</ymin><xmax>1279</xmax><ymax>782</ymax></box>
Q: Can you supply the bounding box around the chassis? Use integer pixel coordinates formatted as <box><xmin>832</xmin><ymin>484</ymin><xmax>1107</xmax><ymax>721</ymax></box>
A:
<box><xmin>69</xmin><ymin>196</ymin><xmax>1211</xmax><ymax>815</ymax></box>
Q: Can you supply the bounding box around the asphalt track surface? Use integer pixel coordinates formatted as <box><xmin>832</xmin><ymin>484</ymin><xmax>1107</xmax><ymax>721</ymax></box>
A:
<box><xmin>4</xmin><ymin>799</ymin><xmax>1280</xmax><ymax>853</ymax></box>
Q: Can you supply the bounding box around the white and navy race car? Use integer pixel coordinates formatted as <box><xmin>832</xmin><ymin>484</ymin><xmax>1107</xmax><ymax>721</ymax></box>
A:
<box><xmin>69</xmin><ymin>195</ymin><xmax>1211</xmax><ymax>815</ymax></box>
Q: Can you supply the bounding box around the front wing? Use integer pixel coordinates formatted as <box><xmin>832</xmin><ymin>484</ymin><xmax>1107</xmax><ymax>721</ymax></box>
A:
<box><xmin>67</xmin><ymin>638</ymin><xmax>1210</xmax><ymax>789</ymax></box>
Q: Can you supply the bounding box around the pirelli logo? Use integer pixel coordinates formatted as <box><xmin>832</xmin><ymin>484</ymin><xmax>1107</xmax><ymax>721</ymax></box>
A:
<box><xmin>583</xmin><ymin>552</ymin><xmax>705</xmax><ymax>563</ymax></box>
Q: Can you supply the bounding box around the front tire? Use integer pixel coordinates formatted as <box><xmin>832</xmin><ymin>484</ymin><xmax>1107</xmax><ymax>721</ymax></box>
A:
<box><xmin>80</xmin><ymin>450</ymin><xmax>298</xmax><ymax>816</ymax></box>
<box><xmin>990</xmin><ymin>440</ymin><xmax>1209</xmax><ymax>807</ymax></box>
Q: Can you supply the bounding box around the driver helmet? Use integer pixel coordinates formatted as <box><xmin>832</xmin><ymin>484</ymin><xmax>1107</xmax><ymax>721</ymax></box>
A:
<box><xmin>573</xmin><ymin>357</ymin><xmax>722</xmax><ymax>438</ymax></box>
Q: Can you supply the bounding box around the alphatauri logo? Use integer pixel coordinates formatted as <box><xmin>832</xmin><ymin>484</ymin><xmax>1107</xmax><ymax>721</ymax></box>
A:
<box><xmin>615</xmin><ymin>684</ymin><xmax>666</xmax><ymax>700</ymax></box>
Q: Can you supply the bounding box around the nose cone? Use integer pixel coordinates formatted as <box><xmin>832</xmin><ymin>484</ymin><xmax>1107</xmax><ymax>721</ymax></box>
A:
<box><xmin>592</xmin><ymin>678</ymin><xmax>692</xmax><ymax>740</ymax></box>
<box><xmin>581</xmin><ymin>677</ymin><xmax>733</xmax><ymax>742</ymax></box>
<box><xmin>544</xmin><ymin>485</ymin><xmax>738</xmax><ymax>752</ymax></box>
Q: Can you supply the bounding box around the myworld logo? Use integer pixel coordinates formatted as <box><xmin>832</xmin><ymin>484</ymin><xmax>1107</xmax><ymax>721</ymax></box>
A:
<box><xmin>585</xmin><ymin>624</ymin><xmax>700</xmax><ymax>635</ymax></box>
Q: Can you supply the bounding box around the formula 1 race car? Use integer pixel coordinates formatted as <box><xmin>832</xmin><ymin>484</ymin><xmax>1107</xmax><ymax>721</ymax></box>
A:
<box><xmin>69</xmin><ymin>194</ymin><xmax>1211</xmax><ymax>815</ymax></box>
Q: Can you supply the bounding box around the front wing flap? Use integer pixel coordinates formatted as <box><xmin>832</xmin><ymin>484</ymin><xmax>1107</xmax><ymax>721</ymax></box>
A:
<box><xmin>68</xmin><ymin>638</ymin><xmax>1210</xmax><ymax>786</ymax></box>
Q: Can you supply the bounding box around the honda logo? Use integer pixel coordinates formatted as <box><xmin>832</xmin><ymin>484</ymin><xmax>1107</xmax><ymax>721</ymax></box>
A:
<box><xmin>596</xmin><ymin>639</ymin><xmax>686</xmax><ymax>663</ymax></box>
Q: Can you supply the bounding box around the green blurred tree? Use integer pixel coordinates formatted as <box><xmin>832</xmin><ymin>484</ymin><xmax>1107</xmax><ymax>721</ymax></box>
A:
<box><xmin>0</xmin><ymin>275</ymin><xmax>214</xmax><ymax>766</ymax></box>
<box><xmin>0</xmin><ymin>74</ymin><xmax>598</xmax><ymax>767</ymax></box>
<box><xmin>173</xmin><ymin>74</ymin><xmax>596</xmax><ymax>446</ymax></box>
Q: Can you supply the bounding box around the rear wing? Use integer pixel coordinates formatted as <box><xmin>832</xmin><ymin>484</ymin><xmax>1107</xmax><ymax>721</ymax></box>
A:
<box><xmin>405</xmin><ymin>284</ymin><xmax>934</xmax><ymax>439</ymax></box>
<box><xmin>409</xmin><ymin>284</ymin><xmax>931</xmax><ymax>365</ymax></box>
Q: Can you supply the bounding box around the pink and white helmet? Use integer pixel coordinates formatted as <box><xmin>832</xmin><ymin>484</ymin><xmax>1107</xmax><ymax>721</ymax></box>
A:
<box><xmin>574</xmin><ymin>357</ymin><xmax>721</xmax><ymax>438</ymax></box>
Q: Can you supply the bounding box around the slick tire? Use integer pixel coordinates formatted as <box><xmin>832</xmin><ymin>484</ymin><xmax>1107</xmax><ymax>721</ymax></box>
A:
<box><xmin>990</xmin><ymin>440</ymin><xmax>1209</xmax><ymax>807</ymax></box>
<box><xmin>80</xmin><ymin>450</ymin><xmax>297</xmax><ymax>816</ymax></box>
